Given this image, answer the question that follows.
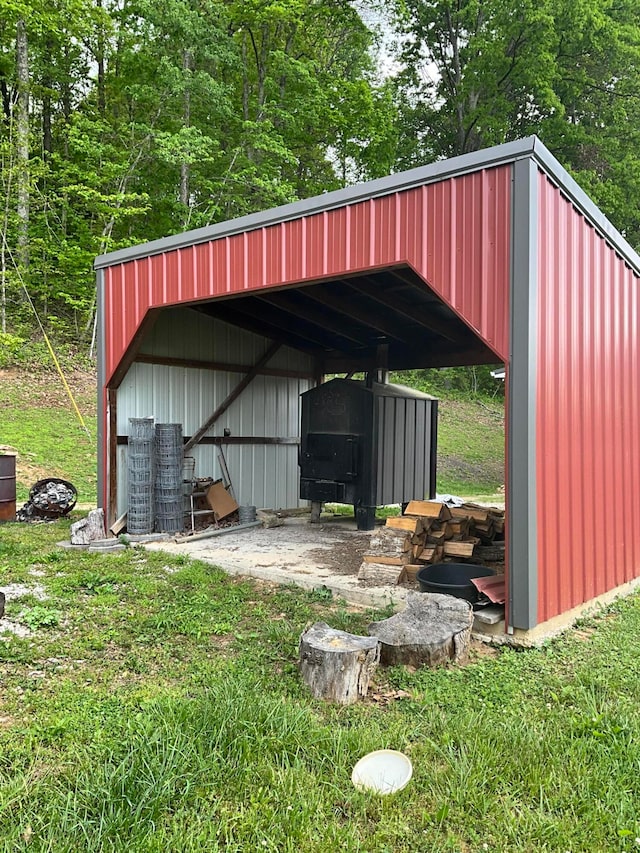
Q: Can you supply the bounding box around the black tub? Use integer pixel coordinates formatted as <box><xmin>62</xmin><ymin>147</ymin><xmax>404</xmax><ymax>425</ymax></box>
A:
<box><xmin>416</xmin><ymin>563</ymin><xmax>495</xmax><ymax>603</ymax></box>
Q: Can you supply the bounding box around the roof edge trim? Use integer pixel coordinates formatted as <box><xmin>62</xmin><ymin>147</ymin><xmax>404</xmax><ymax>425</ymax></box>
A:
<box><xmin>529</xmin><ymin>137</ymin><xmax>640</xmax><ymax>277</ymax></box>
<box><xmin>94</xmin><ymin>137</ymin><xmax>537</xmax><ymax>270</ymax></box>
<box><xmin>94</xmin><ymin>135</ymin><xmax>640</xmax><ymax>279</ymax></box>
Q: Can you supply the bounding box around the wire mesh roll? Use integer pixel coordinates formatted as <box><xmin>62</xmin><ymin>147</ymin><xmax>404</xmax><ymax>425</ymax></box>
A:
<box><xmin>127</xmin><ymin>418</ymin><xmax>155</xmax><ymax>534</ymax></box>
<box><xmin>154</xmin><ymin>423</ymin><xmax>184</xmax><ymax>533</ymax></box>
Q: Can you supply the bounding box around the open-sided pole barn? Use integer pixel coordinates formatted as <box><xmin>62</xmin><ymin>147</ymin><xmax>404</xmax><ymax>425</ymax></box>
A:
<box><xmin>95</xmin><ymin>136</ymin><xmax>640</xmax><ymax>640</ymax></box>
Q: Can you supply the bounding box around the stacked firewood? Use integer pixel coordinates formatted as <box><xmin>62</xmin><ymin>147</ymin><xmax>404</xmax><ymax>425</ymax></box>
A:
<box><xmin>358</xmin><ymin>500</ymin><xmax>505</xmax><ymax>584</ymax></box>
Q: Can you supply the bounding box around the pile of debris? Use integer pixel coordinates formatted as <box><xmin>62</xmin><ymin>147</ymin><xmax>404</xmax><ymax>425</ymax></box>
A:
<box><xmin>358</xmin><ymin>499</ymin><xmax>505</xmax><ymax>584</ymax></box>
<box><xmin>17</xmin><ymin>478</ymin><xmax>77</xmax><ymax>522</ymax></box>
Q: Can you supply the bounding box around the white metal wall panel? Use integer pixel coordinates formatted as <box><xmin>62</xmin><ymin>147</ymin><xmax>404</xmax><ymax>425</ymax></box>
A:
<box><xmin>115</xmin><ymin>308</ymin><xmax>313</xmax><ymax>515</ymax></box>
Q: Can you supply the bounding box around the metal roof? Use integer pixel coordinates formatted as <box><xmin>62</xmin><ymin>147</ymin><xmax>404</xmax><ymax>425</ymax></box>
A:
<box><xmin>95</xmin><ymin>136</ymin><xmax>640</xmax><ymax>278</ymax></box>
<box><xmin>191</xmin><ymin>266</ymin><xmax>498</xmax><ymax>373</ymax></box>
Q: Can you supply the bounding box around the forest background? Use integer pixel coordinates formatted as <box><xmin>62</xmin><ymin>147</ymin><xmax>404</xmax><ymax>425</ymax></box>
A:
<box><xmin>1</xmin><ymin>0</ymin><xmax>639</xmax><ymax>377</ymax></box>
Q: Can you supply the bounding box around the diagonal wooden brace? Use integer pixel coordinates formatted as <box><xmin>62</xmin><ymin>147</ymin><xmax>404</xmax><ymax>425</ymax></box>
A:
<box><xmin>183</xmin><ymin>341</ymin><xmax>282</xmax><ymax>453</ymax></box>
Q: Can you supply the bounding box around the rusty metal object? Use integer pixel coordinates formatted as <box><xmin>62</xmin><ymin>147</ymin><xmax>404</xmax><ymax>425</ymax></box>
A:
<box><xmin>0</xmin><ymin>454</ymin><xmax>16</xmax><ymax>522</ymax></box>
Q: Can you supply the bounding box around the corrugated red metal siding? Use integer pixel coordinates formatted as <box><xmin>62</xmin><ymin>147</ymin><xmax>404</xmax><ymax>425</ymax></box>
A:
<box><xmin>536</xmin><ymin>172</ymin><xmax>640</xmax><ymax>622</ymax></box>
<box><xmin>103</xmin><ymin>165</ymin><xmax>512</xmax><ymax>384</ymax></box>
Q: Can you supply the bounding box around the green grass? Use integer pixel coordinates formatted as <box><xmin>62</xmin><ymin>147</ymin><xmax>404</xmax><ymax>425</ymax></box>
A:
<box><xmin>436</xmin><ymin>397</ymin><xmax>504</xmax><ymax>495</ymax></box>
<box><xmin>0</xmin><ymin>369</ymin><xmax>97</xmax><ymax>504</ymax></box>
<box><xmin>1</xmin><ymin>520</ymin><xmax>639</xmax><ymax>852</ymax></box>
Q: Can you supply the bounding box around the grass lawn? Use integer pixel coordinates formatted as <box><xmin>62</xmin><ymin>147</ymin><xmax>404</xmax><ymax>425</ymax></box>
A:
<box><xmin>1</xmin><ymin>519</ymin><xmax>639</xmax><ymax>852</ymax></box>
<box><xmin>0</xmin><ymin>369</ymin><xmax>97</xmax><ymax>504</ymax></box>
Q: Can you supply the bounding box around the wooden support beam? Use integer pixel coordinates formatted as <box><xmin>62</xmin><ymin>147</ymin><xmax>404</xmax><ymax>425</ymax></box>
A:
<box><xmin>107</xmin><ymin>387</ymin><xmax>117</xmax><ymax>528</ymax></box>
<box><xmin>134</xmin><ymin>353</ymin><xmax>315</xmax><ymax>380</ymax></box>
<box><xmin>196</xmin><ymin>303</ymin><xmax>323</xmax><ymax>356</ymax></box>
<box><xmin>304</xmin><ymin>284</ymin><xmax>409</xmax><ymax>342</ymax></box>
<box><xmin>109</xmin><ymin>309</ymin><xmax>160</xmax><ymax>388</ymax></box>
<box><xmin>118</xmin><ymin>435</ymin><xmax>300</xmax><ymax>446</ymax></box>
<box><xmin>348</xmin><ymin>278</ymin><xmax>470</xmax><ymax>345</ymax></box>
<box><xmin>183</xmin><ymin>341</ymin><xmax>282</xmax><ymax>452</ymax></box>
<box><xmin>255</xmin><ymin>291</ymin><xmax>372</xmax><ymax>347</ymax></box>
<box><xmin>324</xmin><ymin>343</ymin><xmax>498</xmax><ymax>373</ymax></box>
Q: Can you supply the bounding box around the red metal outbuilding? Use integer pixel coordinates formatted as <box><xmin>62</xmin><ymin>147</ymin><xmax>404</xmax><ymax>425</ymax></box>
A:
<box><xmin>95</xmin><ymin>136</ymin><xmax>640</xmax><ymax>639</ymax></box>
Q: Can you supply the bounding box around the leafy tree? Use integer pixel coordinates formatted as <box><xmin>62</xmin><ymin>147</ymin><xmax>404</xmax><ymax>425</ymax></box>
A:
<box><xmin>0</xmin><ymin>0</ymin><xmax>392</xmax><ymax>352</ymax></box>
<box><xmin>390</xmin><ymin>0</ymin><xmax>640</xmax><ymax>246</ymax></box>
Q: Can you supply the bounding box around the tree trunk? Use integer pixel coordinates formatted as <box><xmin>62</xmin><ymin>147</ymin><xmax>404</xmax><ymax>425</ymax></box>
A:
<box><xmin>299</xmin><ymin>622</ymin><xmax>380</xmax><ymax>704</ymax></box>
<box><xmin>15</xmin><ymin>19</ymin><xmax>30</xmax><ymax>275</ymax></box>
<box><xmin>368</xmin><ymin>592</ymin><xmax>473</xmax><ymax>668</ymax></box>
<box><xmin>180</xmin><ymin>49</ymin><xmax>192</xmax><ymax>220</ymax></box>
<box><xmin>96</xmin><ymin>0</ymin><xmax>106</xmax><ymax>114</ymax></box>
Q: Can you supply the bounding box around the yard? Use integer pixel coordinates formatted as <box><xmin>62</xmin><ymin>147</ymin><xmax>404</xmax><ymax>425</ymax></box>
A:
<box><xmin>1</xmin><ymin>517</ymin><xmax>639</xmax><ymax>852</ymax></box>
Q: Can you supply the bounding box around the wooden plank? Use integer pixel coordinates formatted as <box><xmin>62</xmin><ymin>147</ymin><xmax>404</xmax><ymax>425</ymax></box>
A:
<box><xmin>107</xmin><ymin>387</ymin><xmax>117</xmax><ymax>528</ymax></box>
<box><xmin>184</xmin><ymin>341</ymin><xmax>281</xmax><ymax>452</ymax></box>
<box><xmin>134</xmin><ymin>353</ymin><xmax>315</xmax><ymax>380</ymax></box>
<box><xmin>118</xmin><ymin>435</ymin><xmax>300</xmax><ymax>446</ymax></box>
<box><xmin>109</xmin><ymin>511</ymin><xmax>127</xmax><ymax>536</ymax></box>
<box><xmin>404</xmin><ymin>500</ymin><xmax>452</xmax><ymax>520</ymax></box>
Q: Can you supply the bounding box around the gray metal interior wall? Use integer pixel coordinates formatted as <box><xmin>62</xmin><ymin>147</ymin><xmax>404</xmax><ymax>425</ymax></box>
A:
<box><xmin>114</xmin><ymin>309</ymin><xmax>314</xmax><ymax>515</ymax></box>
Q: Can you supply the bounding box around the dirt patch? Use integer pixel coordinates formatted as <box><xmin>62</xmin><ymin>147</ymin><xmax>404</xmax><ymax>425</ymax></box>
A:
<box><xmin>439</xmin><ymin>454</ymin><xmax>504</xmax><ymax>488</ymax></box>
<box><xmin>307</xmin><ymin>530</ymin><xmax>372</xmax><ymax>578</ymax></box>
<box><xmin>0</xmin><ymin>367</ymin><xmax>96</xmax><ymax>411</ymax></box>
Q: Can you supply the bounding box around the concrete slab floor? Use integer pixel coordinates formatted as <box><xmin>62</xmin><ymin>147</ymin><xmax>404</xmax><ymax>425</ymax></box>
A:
<box><xmin>145</xmin><ymin>517</ymin><xmax>409</xmax><ymax>610</ymax></box>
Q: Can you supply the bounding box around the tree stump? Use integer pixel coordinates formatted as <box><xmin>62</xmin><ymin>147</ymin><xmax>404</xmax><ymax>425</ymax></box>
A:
<box><xmin>368</xmin><ymin>592</ymin><xmax>473</xmax><ymax>668</ymax></box>
<box><xmin>70</xmin><ymin>509</ymin><xmax>106</xmax><ymax>545</ymax></box>
<box><xmin>299</xmin><ymin>622</ymin><xmax>380</xmax><ymax>704</ymax></box>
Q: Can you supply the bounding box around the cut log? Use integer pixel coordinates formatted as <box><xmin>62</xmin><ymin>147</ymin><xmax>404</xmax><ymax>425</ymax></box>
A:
<box><xmin>443</xmin><ymin>540</ymin><xmax>477</xmax><ymax>558</ymax></box>
<box><xmin>492</xmin><ymin>517</ymin><xmax>505</xmax><ymax>535</ymax></box>
<box><xmin>358</xmin><ymin>561</ymin><xmax>403</xmax><ymax>584</ymax></box>
<box><xmin>385</xmin><ymin>516</ymin><xmax>424</xmax><ymax>535</ymax></box>
<box><xmin>367</xmin><ymin>528</ymin><xmax>412</xmax><ymax>556</ymax></box>
<box><xmin>417</xmin><ymin>544</ymin><xmax>437</xmax><ymax>563</ymax></box>
<box><xmin>299</xmin><ymin>622</ymin><xmax>380</xmax><ymax>704</ymax></box>
<box><xmin>475</xmin><ymin>543</ymin><xmax>506</xmax><ymax>562</ymax></box>
<box><xmin>417</xmin><ymin>544</ymin><xmax>444</xmax><ymax>564</ymax></box>
<box><xmin>362</xmin><ymin>554</ymin><xmax>405</xmax><ymax>566</ymax></box>
<box><xmin>473</xmin><ymin>520</ymin><xmax>495</xmax><ymax>543</ymax></box>
<box><xmin>400</xmin><ymin>564</ymin><xmax>421</xmax><ymax>583</ymax></box>
<box><xmin>427</xmin><ymin>525</ymin><xmax>446</xmax><ymax>544</ymax></box>
<box><xmin>404</xmin><ymin>500</ymin><xmax>451</xmax><ymax>521</ymax></box>
<box><xmin>368</xmin><ymin>592</ymin><xmax>473</xmax><ymax>667</ymax></box>
<box><xmin>70</xmin><ymin>509</ymin><xmax>106</xmax><ymax>545</ymax></box>
<box><xmin>448</xmin><ymin>517</ymin><xmax>470</xmax><ymax>537</ymax></box>
<box><xmin>451</xmin><ymin>505</ymin><xmax>489</xmax><ymax>523</ymax></box>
